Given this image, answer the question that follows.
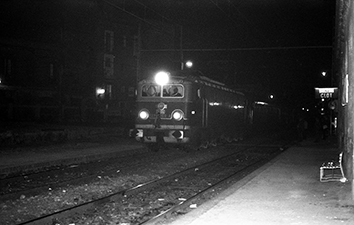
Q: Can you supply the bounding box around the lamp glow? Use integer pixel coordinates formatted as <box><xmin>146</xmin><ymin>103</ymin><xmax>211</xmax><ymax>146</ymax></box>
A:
<box><xmin>96</xmin><ymin>88</ymin><xmax>105</xmax><ymax>95</ymax></box>
<box><xmin>155</xmin><ymin>71</ymin><xmax>169</xmax><ymax>86</ymax></box>
<box><xmin>172</xmin><ymin>110</ymin><xmax>184</xmax><ymax>121</ymax></box>
<box><xmin>185</xmin><ymin>61</ymin><xmax>193</xmax><ymax>68</ymax></box>
<box><xmin>139</xmin><ymin>110</ymin><xmax>149</xmax><ymax>120</ymax></box>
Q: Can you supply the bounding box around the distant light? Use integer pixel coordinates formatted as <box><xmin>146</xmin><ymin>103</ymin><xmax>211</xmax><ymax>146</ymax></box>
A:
<box><xmin>155</xmin><ymin>71</ymin><xmax>169</xmax><ymax>85</ymax></box>
<box><xmin>185</xmin><ymin>61</ymin><xmax>193</xmax><ymax>68</ymax></box>
<box><xmin>96</xmin><ymin>88</ymin><xmax>105</xmax><ymax>95</ymax></box>
<box><xmin>334</xmin><ymin>117</ymin><xmax>337</xmax><ymax>128</ymax></box>
<box><xmin>322</xmin><ymin>71</ymin><xmax>327</xmax><ymax>77</ymax></box>
<box><xmin>233</xmin><ymin>105</ymin><xmax>245</xmax><ymax>109</ymax></box>
<box><xmin>269</xmin><ymin>94</ymin><xmax>274</xmax><ymax>99</ymax></box>
<box><xmin>209</xmin><ymin>102</ymin><xmax>221</xmax><ymax>106</ymax></box>
<box><xmin>255</xmin><ymin>101</ymin><xmax>268</xmax><ymax>105</ymax></box>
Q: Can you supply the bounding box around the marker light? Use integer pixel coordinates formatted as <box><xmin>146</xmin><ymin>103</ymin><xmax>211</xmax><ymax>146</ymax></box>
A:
<box><xmin>155</xmin><ymin>71</ymin><xmax>169</xmax><ymax>86</ymax></box>
<box><xmin>139</xmin><ymin>110</ymin><xmax>149</xmax><ymax>120</ymax></box>
<box><xmin>172</xmin><ymin>110</ymin><xmax>184</xmax><ymax>121</ymax></box>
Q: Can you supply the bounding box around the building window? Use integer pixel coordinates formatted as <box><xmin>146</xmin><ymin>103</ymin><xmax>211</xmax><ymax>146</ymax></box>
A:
<box><xmin>104</xmin><ymin>30</ymin><xmax>114</xmax><ymax>52</ymax></box>
<box><xmin>104</xmin><ymin>54</ymin><xmax>114</xmax><ymax>78</ymax></box>
<box><xmin>106</xmin><ymin>84</ymin><xmax>112</xmax><ymax>100</ymax></box>
<box><xmin>128</xmin><ymin>87</ymin><xmax>135</xmax><ymax>97</ymax></box>
<box><xmin>133</xmin><ymin>35</ymin><xmax>139</xmax><ymax>56</ymax></box>
<box><xmin>0</xmin><ymin>58</ymin><xmax>12</xmax><ymax>83</ymax></box>
<box><xmin>123</xmin><ymin>36</ymin><xmax>127</xmax><ymax>48</ymax></box>
<box><xmin>1</xmin><ymin>59</ymin><xmax>12</xmax><ymax>76</ymax></box>
<box><xmin>49</xmin><ymin>64</ymin><xmax>54</xmax><ymax>79</ymax></box>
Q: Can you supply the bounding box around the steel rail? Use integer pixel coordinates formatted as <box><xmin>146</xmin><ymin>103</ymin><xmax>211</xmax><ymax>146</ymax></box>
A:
<box><xmin>17</xmin><ymin>139</ymin><xmax>292</xmax><ymax>224</ymax></box>
<box><xmin>17</xmin><ymin>147</ymin><xmax>247</xmax><ymax>224</ymax></box>
<box><xmin>1</xmin><ymin>151</ymin><xmax>153</xmax><ymax>201</ymax></box>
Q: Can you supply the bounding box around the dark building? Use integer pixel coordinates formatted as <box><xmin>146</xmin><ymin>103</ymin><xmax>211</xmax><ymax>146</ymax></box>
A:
<box><xmin>0</xmin><ymin>0</ymin><xmax>170</xmax><ymax>124</ymax></box>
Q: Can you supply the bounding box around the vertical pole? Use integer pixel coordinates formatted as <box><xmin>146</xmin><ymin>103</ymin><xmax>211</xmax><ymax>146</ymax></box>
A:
<box><xmin>180</xmin><ymin>25</ymin><xmax>184</xmax><ymax>70</ymax></box>
<box><xmin>59</xmin><ymin>26</ymin><xmax>64</xmax><ymax>122</ymax></box>
<box><xmin>136</xmin><ymin>24</ymin><xmax>141</xmax><ymax>84</ymax></box>
<box><xmin>346</xmin><ymin>0</ymin><xmax>354</xmax><ymax>201</ymax></box>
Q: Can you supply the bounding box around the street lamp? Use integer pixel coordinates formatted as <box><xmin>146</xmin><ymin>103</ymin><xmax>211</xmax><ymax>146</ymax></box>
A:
<box><xmin>185</xmin><ymin>60</ymin><xmax>193</xmax><ymax>69</ymax></box>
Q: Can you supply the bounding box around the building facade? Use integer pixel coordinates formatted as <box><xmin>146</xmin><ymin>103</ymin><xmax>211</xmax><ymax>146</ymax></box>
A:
<box><xmin>0</xmin><ymin>0</ymin><xmax>146</xmax><ymax>125</ymax></box>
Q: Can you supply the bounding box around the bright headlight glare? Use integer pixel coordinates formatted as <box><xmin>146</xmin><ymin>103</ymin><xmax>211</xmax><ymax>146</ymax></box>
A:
<box><xmin>172</xmin><ymin>110</ymin><xmax>183</xmax><ymax>121</ymax></box>
<box><xmin>155</xmin><ymin>71</ymin><xmax>169</xmax><ymax>86</ymax></box>
<box><xmin>139</xmin><ymin>110</ymin><xmax>149</xmax><ymax>120</ymax></box>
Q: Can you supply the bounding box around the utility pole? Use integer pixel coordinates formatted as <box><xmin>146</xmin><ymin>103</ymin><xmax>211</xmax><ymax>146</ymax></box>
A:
<box><xmin>136</xmin><ymin>24</ymin><xmax>142</xmax><ymax>83</ymax></box>
<box><xmin>180</xmin><ymin>25</ymin><xmax>184</xmax><ymax>70</ymax></box>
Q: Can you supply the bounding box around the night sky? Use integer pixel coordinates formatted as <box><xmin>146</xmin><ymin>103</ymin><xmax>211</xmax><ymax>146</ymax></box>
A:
<box><xmin>1</xmin><ymin>0</ymin><xmax>336</xmax><ymax>111</ymax></box>
<box><xmin>135</xmin><ymin>0</ymin><xmax>336</xmax><ymax>109</ymax></box>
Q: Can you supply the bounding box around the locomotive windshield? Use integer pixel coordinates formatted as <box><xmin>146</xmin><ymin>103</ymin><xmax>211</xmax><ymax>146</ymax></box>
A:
<box><xmin>162</xmin><ymin>84</ymin><xmax>183</xmax><ymax>97</ymax></box>
<box><xmin>141</xmin><ymin>84</ymin><xmax>161</xmax><ymax>97</ymax></box>
<box><xmin>141</xmin><ymin>84</ymin><xmax>184</xmax><ymax>98</ymax></box>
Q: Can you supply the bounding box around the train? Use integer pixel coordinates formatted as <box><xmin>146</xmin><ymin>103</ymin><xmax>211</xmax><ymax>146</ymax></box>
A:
<box><xmin>134</xmin><ymin>70</ymin><xmax>287</xmax><ymax>150</ymax></box>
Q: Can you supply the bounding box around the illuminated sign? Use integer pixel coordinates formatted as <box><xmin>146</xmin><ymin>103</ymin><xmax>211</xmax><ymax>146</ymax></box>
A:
<box><xmin>315</xmin><ymin>87</ymin><xmax>338</xmax><ymax>99</ymax></box>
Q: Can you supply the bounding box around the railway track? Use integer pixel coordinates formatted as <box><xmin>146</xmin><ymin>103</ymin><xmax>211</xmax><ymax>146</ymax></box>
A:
<box><xmin>9</xmin><ymin>137</ymin><xmax>292</xmax><ymax>225</ymax></box>
<box><xmin>0</xmin><ymin>131</ymin><xmax>288</xmax><ymax>200</ymax></box>
<box><xmin>0</xmin><ymin>151</ymin><xmax>157</xmax><ymax>202</ymax></box>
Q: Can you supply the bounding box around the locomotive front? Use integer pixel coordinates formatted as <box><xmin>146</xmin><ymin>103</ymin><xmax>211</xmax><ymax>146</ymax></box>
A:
<box><xmin>135</xmin><ymin>71</ymin><xmax>193</xmax><ymax>147</ymax></box>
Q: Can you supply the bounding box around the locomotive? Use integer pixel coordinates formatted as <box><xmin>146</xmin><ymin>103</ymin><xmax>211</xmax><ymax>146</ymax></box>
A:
<box><xmin>134</xmin><ymin>70</ymin><xmax>273</xmax><ymax>150</ymax></box>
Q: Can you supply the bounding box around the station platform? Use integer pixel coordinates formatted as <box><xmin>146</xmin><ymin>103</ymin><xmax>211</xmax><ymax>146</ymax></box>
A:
<box><xmin>169</xmin><ymin>137</ymin><xmax>354</xmax><ymax>225</ymax></box>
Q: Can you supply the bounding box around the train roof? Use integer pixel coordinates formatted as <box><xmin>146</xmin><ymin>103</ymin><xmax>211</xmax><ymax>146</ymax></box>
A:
<box><xmin>139</xmin><ymin>70</ymin><xmax>245</xmax><ymax>96</ymax></box>
<box><xmin>171</xmin><ymin>70</ymin><xmax>245</xmax><ymax>96</ymax></box>
<box><xmin>170</xmin><ymin>70</ymin><xmax>225</xmax><ymax>85</ymax></box>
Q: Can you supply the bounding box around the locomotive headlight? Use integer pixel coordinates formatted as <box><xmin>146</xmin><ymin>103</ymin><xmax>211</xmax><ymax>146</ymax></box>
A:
<box><xmin>155</xmin><ymin>71</ymin><xmax>169</xmax><ymax>86</ymax></box>
<box><xmin>172</xmin><ymin>110</ymin><xmax>184</xmax><ymax>121</ymax></box>
<box><xmin>139</xmin><ymin>110</ymin><xmax>150</xmax><ymax>120</ymax></box>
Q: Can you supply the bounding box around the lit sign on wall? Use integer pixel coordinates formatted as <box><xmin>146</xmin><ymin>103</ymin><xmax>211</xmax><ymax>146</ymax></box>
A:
<box><xmin>315</xmin><ymin>87</ymin><xmax>338</xmax><ymax>99</ymax></box>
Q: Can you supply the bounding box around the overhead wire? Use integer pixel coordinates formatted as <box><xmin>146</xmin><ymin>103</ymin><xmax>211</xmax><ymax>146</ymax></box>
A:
<box><xmin>102</xmin><ymin>0</ymin><xmax>176</xmax><ymax>36</ymax></box>
<box><xmin>140</xmin><ymin>45</ymin><xmax>332</xmax><ymax>52</ymax></box>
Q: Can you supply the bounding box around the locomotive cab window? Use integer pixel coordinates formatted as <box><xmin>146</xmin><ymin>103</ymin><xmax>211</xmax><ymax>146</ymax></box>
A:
<box><xmin>163</xmin><ymin>85</ymin><xmax>184</xmax><ymax>98</ymax></box>
<box><xmin>142</xmin><ymin>85</ymin><xmax>161</xmax><ymax>97</ymax></box>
